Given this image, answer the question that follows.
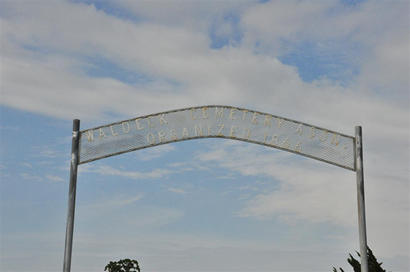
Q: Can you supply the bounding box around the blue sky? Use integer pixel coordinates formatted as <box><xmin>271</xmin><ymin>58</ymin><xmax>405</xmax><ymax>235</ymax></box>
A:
<box><xmin>0</xmin><ymin>0</ymin><xmax>409</xmax><ymax>271</ymax></box>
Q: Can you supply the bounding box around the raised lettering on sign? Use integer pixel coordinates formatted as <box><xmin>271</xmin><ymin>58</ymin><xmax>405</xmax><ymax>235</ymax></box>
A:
<box><xmin>217</xmin><ymin>124</ymin><xmax>224</xmax><ymax>136</ymax></box>
<box><xmin>251</xmin><ymin>112</ymin><xmax>258</xmax><ymax>125</ymax></box>
<box><xmin>86</xmin><ymin>130</ymin><xmax>94</xmax><ymax>142</ymax></box>
<box><xmin>170</xmin><ymin>129</ymin><xmax>178</xmax><ymax>141</ymax></box>
<box><xmin>182</xmin><ymin>127</ymin><xmax>189</xmax><ymax>138</ymax></box>
<box><xmin>215</xmin><ymin>107</ymin><xmax>224</xmax><ymax>119</ymax></box>
<box><xmin>159</xmin><ymin>114</ymin><xmax>168</xmax><ymax>125</ymax></box>
<box><xmin>264</xmin><ymin>115</ymin><xmax>272</xmax><ymax>127</ymax></box>
<box><xmin>122</xmin><ymin>122</ymin><xmax>130</xmax><ymax>133</ymax></box>
<box><xmin>99</xmin><ymin>128</ymin><xmax>106</xmax><ymax>139</ymax></box>
<box><xmin>79</xmin><ymin>106</ymin><xmax>355</xmax><ymax>170</ymax></box>
<box><xmin>202</xmin><ymin>107</ymin><xmax>209</xmax><ymax>119</ymax></box>
<box><xmin>110</xmin><ymin>126</ymin><xmax>118</xmax><ymax>136</ymax></box>
<box><xmin>194</xmin><ymin>125</ymin><xmax>203</xmax><ymax>137</ymax></box>
<box><xmin>135</xmin><ymin>119</ymin><xmax>144</xmax><ymax>130</ymax></box>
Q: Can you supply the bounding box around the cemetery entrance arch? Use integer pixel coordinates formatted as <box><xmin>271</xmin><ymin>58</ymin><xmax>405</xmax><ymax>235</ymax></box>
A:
<box><xmin>63</xmin><ymin>106</ymin><xmax>369</xmax><ymax>272</ymax></box>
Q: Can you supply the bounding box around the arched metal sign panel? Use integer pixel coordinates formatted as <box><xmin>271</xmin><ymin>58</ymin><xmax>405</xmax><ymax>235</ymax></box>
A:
<box><xmin>63</xmin><ymin>106</ymin><xmax>369</xmax><ymax>272</ymax></box>
<box><xmin>79</xmin><ymin>105</ymin><xmax>355</xmax><ymax>170</ymax></box>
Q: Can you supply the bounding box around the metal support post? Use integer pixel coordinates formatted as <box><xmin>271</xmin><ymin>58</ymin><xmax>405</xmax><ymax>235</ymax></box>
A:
<box><xmin>63</xmin><ymin>119</ymin><xmax>80</xmax><ymax>272</ymax></box>
<box><xmin>355</xmin><ymin>126</ymin><xmax>368</xmax><ymax>272</ymax></box>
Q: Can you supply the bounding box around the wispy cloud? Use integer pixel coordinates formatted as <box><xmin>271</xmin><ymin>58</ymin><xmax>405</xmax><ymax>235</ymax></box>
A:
<box><xmin>21</xmin><ymin>162</ymin><xmax>33</xmax><ymax>168</ymax></box>
<box><xmin>195</xmin><ymin>141</ymin><xmax>409</xmax><ymax>259</ymax></box>
<box><xmin>135</xmin><ymin>144</ymin><xmax>176</xmax><ymax>161</ymax></box>
<box><xmin>197</xmin><ymin>142</ymin><xmax>356</xmax><ymax>225</ymax></box>
<box><xmin>168</xmin><ymin>187</ymin><xmax>188</xmax><ymax>194</ymax></box>
<box><xmin>20</xmin><ymin>172</ymin><xmax>43</xmax><ymax>182</ymax></box>
<box><xmin>0</xmin><ymin>125</ymin><xmax>20</xmax><ymax>131</ymax></box>
<box><xmin>20</xmin><ymin>172</ymin><xmax>65</xmax><ymax>183</ymax></box>
<box><xmin>82</xmin><ymin>194</ymin><xmax>144</xmax><ymax>210</ymax></box>
<box><xmin>80</xmin><ymin>164</ymin><xmax>175</xmax><ymax>179</ymax></box>
<box><xmin>39</xmin><ymin>149</ymin><xmax>59</xmax><ymax>158</ymax></box>
<box><xmin>45</xmin><ymin>174</ymin><xmax>64</xmax><ymax>183</ymax></box>
<box><xmin>0</xmin><ymin>0</ymin><xmax>408</xmax><ymax>270</ymax></box>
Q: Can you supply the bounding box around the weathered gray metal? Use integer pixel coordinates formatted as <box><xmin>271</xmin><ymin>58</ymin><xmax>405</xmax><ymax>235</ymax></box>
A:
<box><xmin>63</xmin><ymin>119</ymin><xmax>80</xmax><ymax>272</ymax></box>
<box><xmin>78</xmin><ymin>105</ymin><xmax>355</xmax><ymax>171</ymax></box>
<box><xmin>355</xmin><ymin>126</ymin><xmax>369</xmax><ymax>272</ymax></box>
<box><xmin>63</xmin><ymin>108</ymin><xmax>370</xmax><ymax>272</ymax></box>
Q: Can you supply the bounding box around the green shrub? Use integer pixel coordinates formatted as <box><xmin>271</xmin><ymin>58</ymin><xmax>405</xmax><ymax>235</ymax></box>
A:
<box><xmin>104</xmin><ymin>258</ymin><xmax>140</xmax><ymax>272</ymax></box>
<box><xmin>333</xmin><ymin>247</ymin><xmax>387</xmax><ymax>272</ymax></box>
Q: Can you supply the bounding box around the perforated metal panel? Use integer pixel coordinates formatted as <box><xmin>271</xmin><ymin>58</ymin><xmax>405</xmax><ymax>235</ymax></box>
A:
<box><xmin>79</xmin><ymin>106</ymin><xmax>355</xmax><ymax>170</ymax></box>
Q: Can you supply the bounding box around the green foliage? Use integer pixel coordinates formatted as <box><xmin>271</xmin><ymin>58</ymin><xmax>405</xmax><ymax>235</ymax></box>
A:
<box><xmin>333</xmin><ymin>247</ymin><xmax>387</xmax><ymax>272</ymax></box>
<box><xmin>104</xmin><ymin>259</ymin><xmax>140</xmax><ymax>272</ymax></box>
<box><xmin>347</xmin><ymin>252</ymin><xmax>361</xmax><ymax>272</ymax></box>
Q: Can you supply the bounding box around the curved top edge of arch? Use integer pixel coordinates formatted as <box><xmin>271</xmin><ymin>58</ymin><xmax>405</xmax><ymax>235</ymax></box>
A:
<box><xmin>80</xmin><ymin>105</ymin><xmax>354</xmax><ymax>139</ymax></box>
<box><xmin>78</xmin><ymin>105</ymin><xmax>356</xmax><ymax>171</ymax></box>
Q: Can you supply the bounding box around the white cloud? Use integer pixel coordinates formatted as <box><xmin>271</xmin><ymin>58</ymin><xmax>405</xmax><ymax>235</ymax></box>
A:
<box><xmin>242</xmin><ymin>0</ymin><xmax>410</xmax><ymax>100</ymax></box>
<box><xmin>2</xmin><ymin>0</ymin><xmax>408</xmax><ymax>126</ymax></box>
<box><xmin>197</xmin><ymin>142</ymin><xmax>357</xmax><ymax>226</ymax></box>
<box><xmin>135</xmin><ymin>144</ymin><xmax>176</xmax><ymax>161</ymax></box>
<box><xmin>77</xmin><ymin>203</ymin><xmax>184</xmax><ymax>232</ymax></box>
<box><xmin>242</xmin><ymin>0</ymin><xmax>335</xmax><ymax>46</ymax></box>
<box><xmin>80</xmin><ymin>164</ymin><xmax>174</xmax><ymax>179</ymax></box>
<box><xmin>196</xmin><ymin>140</ymin><xmax>409</xmax><ymax>260</ymax></box>
<box><xmin>0</xmin><ymin>0</ymin><xmax>408</xmax><ymax>269</ymax></box>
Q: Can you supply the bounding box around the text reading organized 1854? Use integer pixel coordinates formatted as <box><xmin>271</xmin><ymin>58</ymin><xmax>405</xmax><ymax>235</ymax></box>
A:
<box><xmin>78</xmin><ymin>106</ymin><xmax>355</xmax><ymax>170</ymax></box>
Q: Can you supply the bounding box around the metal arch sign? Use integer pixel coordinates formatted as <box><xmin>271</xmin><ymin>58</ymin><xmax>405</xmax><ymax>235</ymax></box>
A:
<box><xmin>79</xmin><ymin>105</ymin><xmax>355</xmax><ymax>170</ymax></box>
<box><xmin>63</xmin><ymin>105</ymin><xmax>369</xmax><ymax>272</ymax></box>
